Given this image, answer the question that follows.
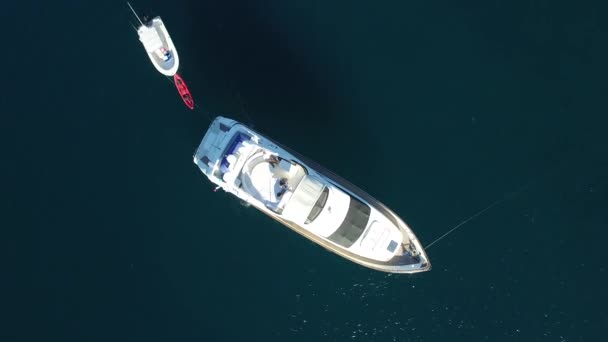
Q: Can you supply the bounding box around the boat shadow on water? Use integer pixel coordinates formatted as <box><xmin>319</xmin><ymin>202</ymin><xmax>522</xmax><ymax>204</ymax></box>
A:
<box><xmin>182</xmin><ymin>3</ymin><xmax>350</xmax><ymax>122</ymax></box>
<box><xmin>181</xmin><ymin>1</ymin><xmax>382</xmax><ymax>185</ymax></box>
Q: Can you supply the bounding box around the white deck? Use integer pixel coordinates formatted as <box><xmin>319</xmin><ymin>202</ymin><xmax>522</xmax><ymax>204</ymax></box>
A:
<box><xmin>246</xmin><ymin>160</ymin><xmax>280</xmax><ymax>203</ymax></box>
<box><xmin>239</xmin><ymin>150</ymin><xmax>307</xmax><ymax>212</ymax></box>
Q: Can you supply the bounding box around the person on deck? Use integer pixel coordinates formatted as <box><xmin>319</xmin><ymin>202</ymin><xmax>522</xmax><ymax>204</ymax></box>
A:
<box><xmin>277</xmin><ymin>178</ymin><xmax>288</xmax><ymax>198</ymax></box>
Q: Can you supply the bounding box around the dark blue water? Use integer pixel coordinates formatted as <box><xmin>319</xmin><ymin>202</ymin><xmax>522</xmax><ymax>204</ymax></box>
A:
<box><xmin>5</xmin><ymin>0</ymin><xmax>608</xmax><ymax>341</ymax></box>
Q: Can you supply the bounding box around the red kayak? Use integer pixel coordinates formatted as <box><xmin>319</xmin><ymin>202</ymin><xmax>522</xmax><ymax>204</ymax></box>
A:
<box><xmin>173</xmin><ymin>73</ymin><xmax>194</xmax><ymax>110</ymax></box>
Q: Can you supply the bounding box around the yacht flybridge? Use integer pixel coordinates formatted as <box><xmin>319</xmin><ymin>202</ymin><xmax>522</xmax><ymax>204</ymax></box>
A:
<box><xmin>194</xmin><ymin>117</ymin><xmax>431</xmax><ymax>273</ymax></box>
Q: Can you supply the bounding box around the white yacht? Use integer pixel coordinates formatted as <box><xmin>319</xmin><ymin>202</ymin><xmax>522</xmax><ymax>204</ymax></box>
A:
<box><xmin>128</xmin><ymin>3</ymin><xmax>179</xmax><ymax>76</ymax></box>
<box><xmin>193</xmin><ymin>117</ymin><xmax>431</xmax><ymax>273</ymax></box>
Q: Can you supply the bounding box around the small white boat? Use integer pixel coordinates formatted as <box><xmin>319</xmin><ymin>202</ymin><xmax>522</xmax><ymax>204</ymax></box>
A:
<box><xmin>193</xmin><ymin>117</ymin><xmax>431</xmax><ymax>273</ymax></box>
<box><xmin>128</xmin><ymin>3</ymin><xmax>179</xmax><ymax>76</ymax></box>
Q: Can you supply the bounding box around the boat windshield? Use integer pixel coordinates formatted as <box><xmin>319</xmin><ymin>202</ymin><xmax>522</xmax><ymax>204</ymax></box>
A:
<box><xmin>327</xmin><ymin>196</ymin><xmax>370</xmax><ymax>248</ymax></box>
<box><xmin>305</xmin><ymin>187</ymin><xmax>329</xmax><ymax>224</ymax></box>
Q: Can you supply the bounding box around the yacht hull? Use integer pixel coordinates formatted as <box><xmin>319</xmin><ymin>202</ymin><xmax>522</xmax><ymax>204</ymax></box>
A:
<box><xmin>194</xmin><ymin>117</ymin><xmax>431</xmax><ymax>273</ymax></box>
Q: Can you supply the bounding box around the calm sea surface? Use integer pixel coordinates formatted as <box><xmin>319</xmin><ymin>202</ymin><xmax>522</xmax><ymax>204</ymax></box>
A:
<box><xmin>5</xmin><ymin>0</ymin><xmax>608</xmax><ymax>341</ymax></box>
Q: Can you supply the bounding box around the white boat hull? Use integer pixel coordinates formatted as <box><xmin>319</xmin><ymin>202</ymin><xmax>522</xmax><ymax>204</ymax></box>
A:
<box><xmin>193</xmin><ymin>117</ymin><xmax>431</xmax><ymax>273</ymax></box>
<box><xmin>137</xmin><ymin>17</ymin><xmax>179</xmax><ymax>76</ymax></box>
